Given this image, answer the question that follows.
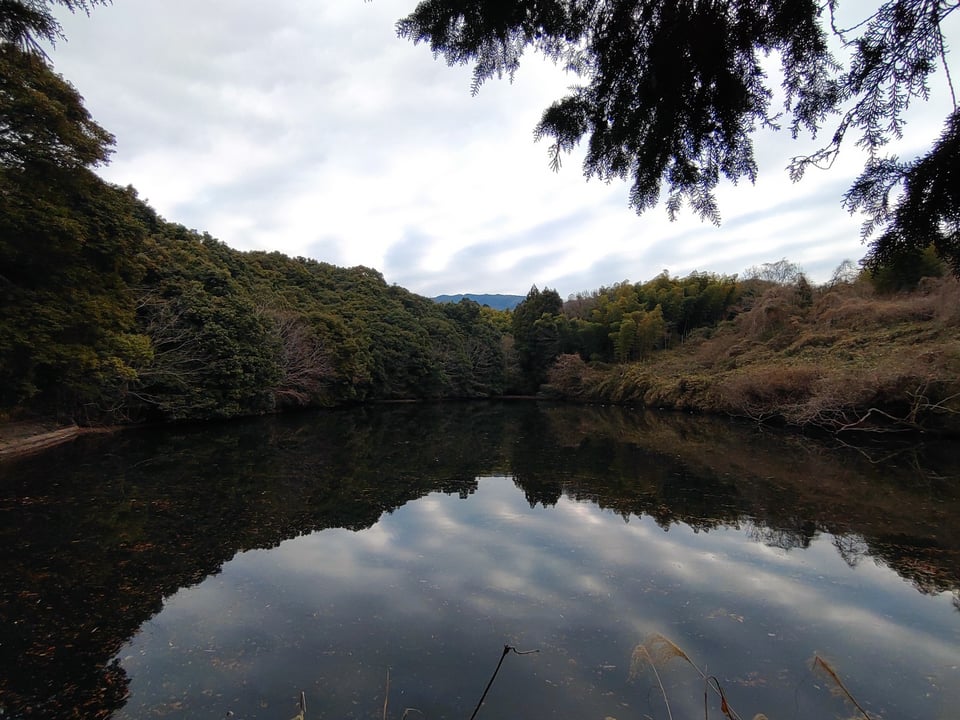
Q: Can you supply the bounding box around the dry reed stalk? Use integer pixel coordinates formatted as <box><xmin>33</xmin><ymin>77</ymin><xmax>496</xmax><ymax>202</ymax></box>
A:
<box><xmin>291</xmin><ymin>690</ymin><xmax>306</xmax><ymax>720</ymax></box>
<box><xmin>630</xmin><ymin>634</ymin><xmax>745</xmax><ymax>720</ymax></box>
<box><xmin>811</xmin><ymin>654</ymin><xmax>873</xmax><ymax>720</ymax></box>
<box><xmin>638</xmin><ymin>645</ymin><xmax>674</xmax><ymax>720</ymax></box>
<box><xmin>383</xmin><ymin>668</ymin><xmax>390</xmax><ymax>720</ymax></box>
<box><xmin>380</xmin><ymin>667</ymin><xmax>424</xmax><ymax>720</ymax></box>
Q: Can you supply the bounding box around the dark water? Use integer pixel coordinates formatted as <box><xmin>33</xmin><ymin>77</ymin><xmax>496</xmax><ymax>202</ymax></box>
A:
<box><xmin>1</xmin><ymin>402</ymin><xmax>958</xmax><ymax>720</ymax></box>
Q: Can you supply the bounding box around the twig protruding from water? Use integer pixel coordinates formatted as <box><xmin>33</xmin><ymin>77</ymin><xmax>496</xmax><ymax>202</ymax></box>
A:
<box><xmin>468</xmin><ymin>644</ymin><xmax>540</xmax><ymax>720</ymax></box>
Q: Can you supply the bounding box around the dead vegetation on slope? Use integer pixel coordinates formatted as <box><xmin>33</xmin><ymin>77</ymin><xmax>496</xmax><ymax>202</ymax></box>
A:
<box><xmin>545</xmin><ymin>276</ymin><xmax>960</xmax><ymax>435</ymax></box>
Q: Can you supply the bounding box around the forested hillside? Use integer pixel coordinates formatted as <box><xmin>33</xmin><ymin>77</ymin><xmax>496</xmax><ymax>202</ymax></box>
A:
<box><xmin>1</xmin><ymin>33</ymin><xmax>516</xmax><ymax>425</ymax></box>
<box><xmin>3</xmin><ymin>22</ymin><xmax>957</xmax><ymax>436</ymax></box>
<box><xmin>1</xmin><ymin>175</ymin><xmax>509</xmax><ymax>422</ymax></box>
<box><xmin>503</xmin><ymin>273</ymin><xmax>742</xmax><ymax>392</ymax></box>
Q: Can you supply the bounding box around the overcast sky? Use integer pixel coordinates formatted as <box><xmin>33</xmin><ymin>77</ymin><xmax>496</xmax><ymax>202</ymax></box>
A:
<box><xmin>49</xmin><ymin>0</ymin><xmax>958</xmax><ymax>298</ymax></box>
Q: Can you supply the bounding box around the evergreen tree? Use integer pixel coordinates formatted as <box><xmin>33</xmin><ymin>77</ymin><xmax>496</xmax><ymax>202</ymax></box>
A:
<box><xmin>398</xmin><ymin>0</ymin><xmax>959</xmax><ymax>272</ymax></box>
<box><xmin>511</xmin><ymin>285</ymin><xmax>563</xmax><ymax>391</ymax></box>
<box><xmin>0</xmin><ymin>0</ymin><xmax>109</xmax><ymax>54</ymax></box>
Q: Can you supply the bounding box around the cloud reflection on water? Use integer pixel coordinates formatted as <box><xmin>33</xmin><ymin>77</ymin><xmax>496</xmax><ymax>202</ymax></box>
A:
<box><xmin>111</xmin><ymin>474</ymin><xmax>960</xmax><ymax>720</ymax></box>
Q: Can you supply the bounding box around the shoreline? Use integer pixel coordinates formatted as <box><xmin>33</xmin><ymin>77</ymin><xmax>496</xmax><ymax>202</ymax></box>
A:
<box><xmin>2</xmin><ymin>374</ymin><xmax>956</xmax><ymax>463</ymax></box>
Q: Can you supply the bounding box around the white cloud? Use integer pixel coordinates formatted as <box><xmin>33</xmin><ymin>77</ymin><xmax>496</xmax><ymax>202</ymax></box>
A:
<box><xmin>49</xmin><ymin>0</ymin><xmax>960</xmax><ymax>296</ymax></box>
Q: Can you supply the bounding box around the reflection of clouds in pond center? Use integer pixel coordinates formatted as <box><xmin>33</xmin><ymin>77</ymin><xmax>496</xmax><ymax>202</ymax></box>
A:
<box><xmin>115</xmin><ymin>476</ymin><xmax>960</xmax><ymax>720</ymax></box>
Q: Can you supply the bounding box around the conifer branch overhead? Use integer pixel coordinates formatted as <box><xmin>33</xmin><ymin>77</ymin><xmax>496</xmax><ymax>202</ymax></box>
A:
<box><xmin>398</xmin><ymin>0</ymin><xmax>960</xmax><ymax>275</ymax></box>
<box><xmin>0</xmin><ymin>1</ymin><xmax>110</xmax><ymax>55</ymax></box>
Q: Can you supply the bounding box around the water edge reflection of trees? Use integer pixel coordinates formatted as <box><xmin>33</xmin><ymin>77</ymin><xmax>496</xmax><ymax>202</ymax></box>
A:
<box><xmin>0</xmin><ymin>402</ymin><xmax>957</xmax><ymax>718</ymax></box>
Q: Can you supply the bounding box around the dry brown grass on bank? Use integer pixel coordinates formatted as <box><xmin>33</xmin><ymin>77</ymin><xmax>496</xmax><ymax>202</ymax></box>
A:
<box><xmin>716</xmin><ymin>366</ymin><xmax>956</xmax><ymax>431</ymax></box>
<box><xmin>719</xmin><ymin>364</ymin><xmax>822</xmax><ymax>420</ymax></box>
<box><xmin>545</xmin><ymin>277</ymin><xmax>960</xmax><ymax>434</ymax></box>
<box><xmin>736</xmin><ymin>283</ymin><xmax>808</xmax><ymax>342</ymax></box>
<box><xmin>813</xmin><ymin>275</ymin><xmax>960</xmax><ymax>328</ymax></box>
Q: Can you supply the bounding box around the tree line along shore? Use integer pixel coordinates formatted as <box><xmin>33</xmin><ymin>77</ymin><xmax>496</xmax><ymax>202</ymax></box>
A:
<box><xmin>2</xmin><ymin>19</ymin><xmax>958</xmax><ymax>440</ymax></box>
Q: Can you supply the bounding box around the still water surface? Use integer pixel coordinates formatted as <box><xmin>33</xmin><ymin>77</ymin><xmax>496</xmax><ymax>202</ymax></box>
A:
<box><xmin>1</xmin><ymin>402</ymin><xmax>958</xmax><ymax>719</ymax></box>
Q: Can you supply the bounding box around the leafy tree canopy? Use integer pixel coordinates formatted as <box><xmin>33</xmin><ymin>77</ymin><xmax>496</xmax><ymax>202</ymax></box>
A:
<box><xmin>397</xmin><ymin>0</ymin><xmax>959</xmax><ymax>273</ymax></box>
<box><xmin>0</xmin><ymin>43</ymin><xmax>113</xmax><ymax>170</ymax></box>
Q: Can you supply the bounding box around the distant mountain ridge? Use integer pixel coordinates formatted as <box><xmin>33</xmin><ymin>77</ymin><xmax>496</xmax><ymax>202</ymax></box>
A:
<box><xmin>432</xmin><ymin>293</ymin><xmax>524</xmax><ymax>311</ymax></box>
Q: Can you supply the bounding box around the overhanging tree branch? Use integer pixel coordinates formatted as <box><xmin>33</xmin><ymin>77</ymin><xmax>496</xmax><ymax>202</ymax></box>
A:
<box><xmin>0</xmin><ymin>1</ymin><xmax>110</xmax><ymax>55</ymax></box>
<box><xmin>398</xmin><ymin>0</ymin><xmax>960</xmax><ymax>274</ymax></box>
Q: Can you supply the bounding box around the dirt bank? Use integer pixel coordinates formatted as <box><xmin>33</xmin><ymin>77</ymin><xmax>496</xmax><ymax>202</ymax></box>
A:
<box><xmin>0</xmin><ymin>422</ymin><xmax>113</xmax><ymax>461</ymax></box>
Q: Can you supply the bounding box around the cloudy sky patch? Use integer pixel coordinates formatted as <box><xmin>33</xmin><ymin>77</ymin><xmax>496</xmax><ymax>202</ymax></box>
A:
<box><xmin>49</xmin><ymin>0</ymin><xmax>958</xmax><ymax>297</ymax></box>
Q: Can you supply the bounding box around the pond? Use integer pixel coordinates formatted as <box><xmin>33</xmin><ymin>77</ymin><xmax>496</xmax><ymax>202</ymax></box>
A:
<box><xmin>1</xmin><ymin>401</ymin><xmax>958</xmax><ymax>719</ymax></box>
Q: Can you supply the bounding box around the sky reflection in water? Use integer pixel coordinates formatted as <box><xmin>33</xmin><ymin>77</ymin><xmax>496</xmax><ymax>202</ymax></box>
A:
<box><xmin>114</xmin><ymin>475</ymin><xmax>960</xmax><ymax>720</ymax></box>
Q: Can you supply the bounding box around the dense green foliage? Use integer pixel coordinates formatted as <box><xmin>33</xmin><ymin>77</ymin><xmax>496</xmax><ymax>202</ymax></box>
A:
<box><xmin>398</xmin><ymin>0</ymin><xmax>960</xmax><ymax>273</ymax></box>
<box><xmin>1</xmin><ymin>42</ymin><xmax>138</xmax><ymax>420</ymax></box>
<box><xmin>509</xmin><ymin>285</ymin><xmax>564</xmax><ymax>391</ymax></box>
<box><xmin>1</xmin><ymin>186</ymin><xmax>509</xmax><ymax>421</ymax></box>
<box><xmin>0</xmin><ymin>44</ymin><xmax>507</xmax><ymax>422</ymax></box>
<box><xmin>506</xmin><ymin>272</ymin><xmax>743</xmax><ymax>382</ymax></box>
<box><xmin>853</xmin><ymin>110</ymin><xmax>960</xmax><ymax>277</ymax></box>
